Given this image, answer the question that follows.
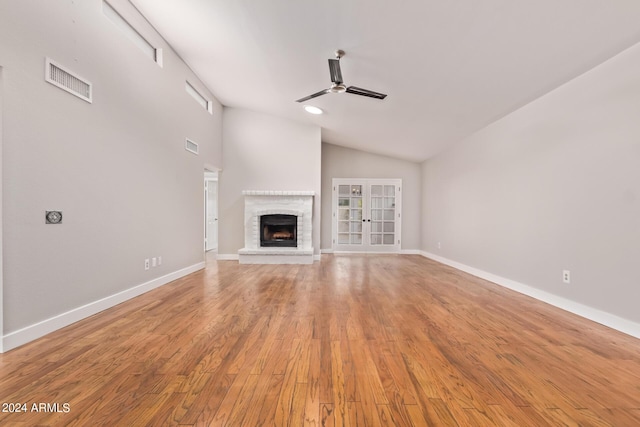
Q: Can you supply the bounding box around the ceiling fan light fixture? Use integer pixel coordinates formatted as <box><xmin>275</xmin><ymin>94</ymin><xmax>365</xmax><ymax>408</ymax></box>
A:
<box><xmin>295</xmin><ymin>50</ymin><xmax>387</xmax><ymax>102</ymax></box>
<box><xmin>304</xmin><ymin>105</ymin><xmax>323</xmax><ymax>115</ymax></box>
<box><xmin>329</xmin><ymin>83</ymin><xmax>347</xmax><ymax>93</ymax></box>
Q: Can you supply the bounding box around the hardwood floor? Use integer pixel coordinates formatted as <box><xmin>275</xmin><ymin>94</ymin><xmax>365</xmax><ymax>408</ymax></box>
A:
<box><xmin>1</xmin><ymin>254</ymin><xmax>640</xmax><ymax>426</ymax></box>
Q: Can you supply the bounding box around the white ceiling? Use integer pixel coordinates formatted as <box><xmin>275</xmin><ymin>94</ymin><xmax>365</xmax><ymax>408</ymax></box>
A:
<box><xmin>131</xmin><ymin>0</ymin><xmax>640</xmax><ymax>162</ymax></box>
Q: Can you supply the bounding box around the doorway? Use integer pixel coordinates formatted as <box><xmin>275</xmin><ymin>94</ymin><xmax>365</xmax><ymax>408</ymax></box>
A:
<box><xmin>204</xmin><ymin>171</ymin><xmax>218</xmax><ymax>252</ymax></box>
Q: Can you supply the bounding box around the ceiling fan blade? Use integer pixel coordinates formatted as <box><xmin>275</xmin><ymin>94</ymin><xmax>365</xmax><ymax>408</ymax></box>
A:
<box><xmin>296</xmin><ymin>89</ymin><xmax>330</xmax><ymax>103</ymax></box>
<box><xmin>328</xmin><ymin>58</ymin><xmax>343</xmax><ymax>84</ymax></box>
<box><xmin>346</xmin><ymin>86</ymin><xmax>387</xmax><ymax>99</ymax></box>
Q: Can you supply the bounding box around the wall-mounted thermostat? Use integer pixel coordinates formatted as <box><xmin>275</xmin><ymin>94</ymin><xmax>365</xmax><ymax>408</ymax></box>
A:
<box><xmin>45</xmin><ymin>211</ymin><xmax>63</xmax><ymax>224</ymax></box>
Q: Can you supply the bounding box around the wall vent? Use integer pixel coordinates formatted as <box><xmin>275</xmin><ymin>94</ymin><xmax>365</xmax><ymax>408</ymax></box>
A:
<box><xmin>45</xmin><ymin>58</ymin><xmax>92</xmax><ymax>103</ymax></box>
<box><xmin>185</xmin><ymin>138</ymin><xmax>199</xmax><ymax>155</ymax></box>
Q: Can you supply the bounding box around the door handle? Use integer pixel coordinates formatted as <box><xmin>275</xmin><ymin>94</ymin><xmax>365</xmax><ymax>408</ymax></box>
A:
<box><xmin>367</xmin><ymin>219</ymin><xmax>371</xmax><ymax>222</ymax></box>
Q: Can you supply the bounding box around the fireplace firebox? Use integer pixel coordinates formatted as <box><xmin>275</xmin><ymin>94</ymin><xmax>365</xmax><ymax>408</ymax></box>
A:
<box><xmin>260</xmin><ymin>214</ymin><xmax>297</xmax><ymax>247</ymax></box>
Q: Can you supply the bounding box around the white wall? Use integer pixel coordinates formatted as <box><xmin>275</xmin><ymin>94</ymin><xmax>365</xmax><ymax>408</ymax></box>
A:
<box><xmin>422</xmin><ymin>41</ymin><xmax>640</xmax><ymax>327</ymax></box>
<box><xmin>0</xmin><ymin>66</ymin><xmax>4</xmax><ymax>352</ymax></box>
<box><xmin>219</xmin><ymin>108</ymin><xmax>321</xmax><ymax>256</ymax></box>
<box><xmin>321</xmin><ymin>143</ymin><xmax>422</xmax><ymax>251</ymax></box>
<box><xmin>0</xmin><ymin>0</ymin><xmax>222</xmax><ymax>349</ymax></box>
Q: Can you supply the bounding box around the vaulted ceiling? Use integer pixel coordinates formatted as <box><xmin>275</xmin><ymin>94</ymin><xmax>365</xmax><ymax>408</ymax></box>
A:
<box><xmin>131</xmin><ymin>0</ymin><xmax>640</xmax><ymax>162</ymax></box>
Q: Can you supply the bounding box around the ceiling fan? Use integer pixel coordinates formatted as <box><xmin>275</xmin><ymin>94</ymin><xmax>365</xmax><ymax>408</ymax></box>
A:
<box><xmin>296</xmin><ymin>50</ymin><xmax>387</xmax><ymax>103</ymax></box>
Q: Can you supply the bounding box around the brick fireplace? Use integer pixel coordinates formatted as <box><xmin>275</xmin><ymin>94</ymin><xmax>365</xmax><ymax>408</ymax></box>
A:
<box><xmin>238</xmin><ymin>191</ymin><xmax>314</xmax><ymax>264</ymax></box>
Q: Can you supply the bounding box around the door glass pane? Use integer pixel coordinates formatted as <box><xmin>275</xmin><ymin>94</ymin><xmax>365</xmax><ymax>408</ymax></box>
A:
<box><xmin>384</xmin><ymin>197</ymin><xmax>395</xmax><ymax>208</ymax></box>
<box><xmin>350</xmin><ymin>209</ymin><xmax>362</xmax><ymax>221</ymax></box>
<box><xmin>350</xmin><ymin>234</ymin><xmax>362</xmax><ymax>244</ymax></box>
<box><xmin>338</xmin><ymin>198</ymin><xmax>349</xmax><ymax>207</ymax></box>
<box><xmin>371</xmin><ymin>185</ymin><xmax>383</xmax><ymax>196</ymax></box>
<box><xmin>338</xmin><ymin>209</ymin><xmax>349</xmax><ymax>220</ymax></box>
<box><xmin>371</xmin><ymin>222</ymin><xmax>383</xmax><ymax>232</ymax></box>
<box><xmin>339</xmin><ymin>185</ymin><xmax>351</xmax><ymax>196</ymax></box>
<box><xmin>383</xmin><ymin>222</ymin><xmax>394</xmax><ymax>232</ymax></box>
<box><xmin>371</xmin><ymin>234</ymin><xmax>382</xmax><ymax>245</ymax></box>
<box><xmin>350</xmin><ymin>221</ymin><xmax>362</xmax><ymax>232</ymax></box>
<box><xmin>338</xmin><ymin>221</ymin><xmax>349</xmax><ymax>233</ymax></box>
<box><xmin>384</xmin><ymin>209</ymin><xmax>394</xmax><ymax>220</ymax></box>
<box><xmin>351</xmin><ymin>197</ymin><xmax>362</xmax><ymax>208</ymax></box>
<box><xmin>384</xmin><ymin>185</ymin><xmax>395</xmax><ymax>197</ymax></box>
<box><xmin>350</xmin><ymin>185</ymin><xmax>362</xmax><ymax>196</ymax></box>
<box><xmin>383</xmin><ymin>234</ymin><xmax>395</xmax><ymax>245</ymax></box>
<box><xmin>371</xmin><ymin>197</ymin><xmax>383</xmax><ymax>208</ymax></box>
<box><xmin>371</xmin><ymin>210</ymin><xmax>383</xmax><ymax>221</ymax></box>
<box><xmin>338</xmin><ymin>233</ymin><xmax>349</xmax><ymax>244</ymax></box>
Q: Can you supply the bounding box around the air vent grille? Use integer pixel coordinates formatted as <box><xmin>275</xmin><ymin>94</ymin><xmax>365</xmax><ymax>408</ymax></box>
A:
<box><xmin>45</xmin><ymin>58</ymin><xmax>92</xmax><ymax>103</ymax></box>
<box><xmin>185</xmin><ymin>138</ymin><xmax>199</xmax><ymax>155</ymax></box>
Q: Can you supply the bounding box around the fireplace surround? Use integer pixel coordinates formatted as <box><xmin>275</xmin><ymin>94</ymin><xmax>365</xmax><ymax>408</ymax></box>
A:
<box><xmin>238</xmin><ymin>191</ymin><xmax>314</xmax><ymax>264</ymax></box>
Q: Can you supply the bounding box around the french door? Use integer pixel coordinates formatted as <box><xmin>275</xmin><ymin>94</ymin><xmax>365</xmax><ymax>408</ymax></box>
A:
<box><xmin>332</xmin><ymin>178</ymin><xmax>402</xmax><ymax>252</ymax></box>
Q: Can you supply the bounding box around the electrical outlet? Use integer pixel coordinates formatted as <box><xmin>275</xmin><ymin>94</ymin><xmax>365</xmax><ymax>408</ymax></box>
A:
<box><xmin>158</xmin><ymin>256</ymin><xmax>162</xmax><ymax>265</ymax></box>
<box><xmin>152</xmin><ymin>257</ymin><xmax>157</xmax><ymax>267</ymax></box>
<box><xmin>563</xmin><ymin>270</ymin><xmax>571</xmax><ymax>284</ymax></box>
<box><xmin>145</xmin><ymin>259</ymin><xmax>150</xmax><ymax>271</ymax></box>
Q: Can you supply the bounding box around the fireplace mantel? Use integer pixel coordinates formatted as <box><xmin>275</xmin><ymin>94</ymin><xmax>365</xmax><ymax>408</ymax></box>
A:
<box><xmin>238</xmin><ymin>191</ymin><xmax>315</xmax><ymax>264</ymax></box>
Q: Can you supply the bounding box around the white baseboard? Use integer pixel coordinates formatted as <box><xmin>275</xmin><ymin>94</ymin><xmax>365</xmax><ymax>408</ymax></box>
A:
<box><xmin>400</xmin><ymin>249</ymin><xmax>422</xmax><ymax>255</ymax></box>
<box><xmin>420</xmin><ymin>251</ymin><xmax>640</xmax><ymax>339</ymax></box>
<box><xmin>330</xmin><ymin>251</ymin><xmax>404</xmax><ymax>255</ymax></box>
<box><xmin>1</xmin><ymin>262</ymin><xmax>205</xmax><ymax>352</ymax></box>
<box><xmin>320</xmin><ymin>249</ymin><xmax>420</xmax><ymax>255</ymax></box>
<box><xmin>219</xmin><ymin>253</ymin><xmax>321</xmax><ymax>262</ymax></box>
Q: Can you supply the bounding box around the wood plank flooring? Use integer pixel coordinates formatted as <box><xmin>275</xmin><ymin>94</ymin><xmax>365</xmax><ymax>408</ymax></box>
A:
<box><xmin>1</xmin><ymin>254</ymin><xmax>640</xmax><ymax>426</ymax></box>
